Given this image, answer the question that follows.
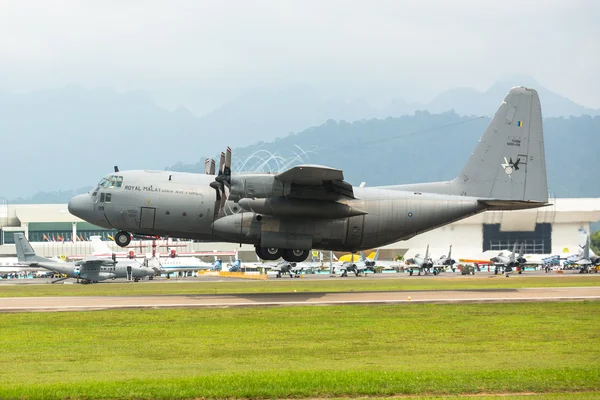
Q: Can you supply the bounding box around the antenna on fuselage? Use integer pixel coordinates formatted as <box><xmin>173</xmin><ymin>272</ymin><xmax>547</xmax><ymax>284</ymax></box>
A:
<box><xmin>114</xmin><ymin>166</ymin><xmax>119</xmax><ymax>173</ymax></box>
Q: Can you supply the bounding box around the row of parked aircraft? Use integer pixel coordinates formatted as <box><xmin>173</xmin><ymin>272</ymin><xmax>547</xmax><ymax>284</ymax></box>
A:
<box><xmin>8</xmin><ymin>227</ymin><xmax>598</xmax><ymax>283</ymax></box>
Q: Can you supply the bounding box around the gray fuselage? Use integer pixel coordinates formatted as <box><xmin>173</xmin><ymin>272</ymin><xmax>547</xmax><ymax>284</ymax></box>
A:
<box><xmin>35</xmin><ymin>259</ymin><xmax>153</xmax><ymax>282</ymax></box>
<box><xmin>70</xmin><ymin>170</ymin><xmax>487</xmax><ymax>252</ymax></box>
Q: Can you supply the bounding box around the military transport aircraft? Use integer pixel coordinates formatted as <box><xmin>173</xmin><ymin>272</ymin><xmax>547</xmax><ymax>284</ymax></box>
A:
<box><xmin>68</xmin><ymin>87</ymin><xmax>548</xmax><ymax>263</ymax></box>
<box><xmin>14</xmin><ymin>233</ymin><xmax>154</xmax><ymax>284</ymax></box>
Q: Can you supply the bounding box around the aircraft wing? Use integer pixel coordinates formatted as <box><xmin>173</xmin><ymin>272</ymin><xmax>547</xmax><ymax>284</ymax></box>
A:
<box><xmin>276</xmin><ymin>165</ymin><xmax>355</xmax><ymax>200</ymax></box>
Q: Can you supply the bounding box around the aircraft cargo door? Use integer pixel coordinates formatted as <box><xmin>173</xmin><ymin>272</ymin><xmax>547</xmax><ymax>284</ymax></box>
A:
<box><xmin>140</xmin><ymin>207</ymin><xmax>156</xmax><ymax>229</ymax></box>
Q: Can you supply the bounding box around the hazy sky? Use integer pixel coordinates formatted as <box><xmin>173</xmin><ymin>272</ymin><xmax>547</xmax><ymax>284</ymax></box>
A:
<box><xmin>1</xmin><ymin>0</ymin><xmax>599</xmax><ymax>114</ymax></box>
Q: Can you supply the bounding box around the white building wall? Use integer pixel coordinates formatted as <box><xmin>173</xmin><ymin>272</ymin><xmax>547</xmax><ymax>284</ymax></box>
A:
<box><xmin>550</xmin><ymin>222</ymin><xmax>590</xmax><ymax>256</ymax></box>
<box><xmin>383</xmin><ymin>223</ymin><xmax>483</xmax><ymax>259</ymax></box>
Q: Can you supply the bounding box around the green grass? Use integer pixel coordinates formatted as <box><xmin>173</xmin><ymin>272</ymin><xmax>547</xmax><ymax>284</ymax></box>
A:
<box><xmin>2</xmin><ymin>275</ymin><xmax>600</xmax><ymax>297</ymax></box>
<box><xmin>1</xmin><ymin>302</ymin><xmax>599</xmax><ymax>399</ymax></box>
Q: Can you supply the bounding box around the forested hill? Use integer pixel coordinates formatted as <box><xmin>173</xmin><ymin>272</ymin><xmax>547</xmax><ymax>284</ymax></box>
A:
<box><xmin>11</xmin><ymin>112</ymin><xmax>599</xmax><ymax>203</ymax></box>
<box><xmin>169</xmin><ymin>112</ymin><xmax>600</xmax><ymax>198</ymax></box>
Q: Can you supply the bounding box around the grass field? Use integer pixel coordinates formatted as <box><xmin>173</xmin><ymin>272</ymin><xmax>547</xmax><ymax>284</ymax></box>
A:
<box><xmin>1</xmin><ymin>302</ymin><xmax>599</xmax><ymax>399</ymax></box>
<box><xmin>1</xmin><ymin>275</ymin><xmax>600</xmax><ymax>297</ymax></box>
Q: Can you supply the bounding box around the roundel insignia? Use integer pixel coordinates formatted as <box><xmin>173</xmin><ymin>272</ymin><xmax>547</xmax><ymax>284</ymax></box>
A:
<box><xmin>146</xmin><ymin>198</ymin><xmax>152</xmax><ymax>205</ymax></box>
<box><xmin>408</xmin><ymin>212</ymin><xmax>413</xmax><ymax>217</ymax></box>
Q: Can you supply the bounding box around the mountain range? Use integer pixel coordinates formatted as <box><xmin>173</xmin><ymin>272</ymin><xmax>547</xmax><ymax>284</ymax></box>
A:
<box><xmin>2</xmin><ymin>77</ymin><xmax>598</xmax><ymax>200</ymax></box>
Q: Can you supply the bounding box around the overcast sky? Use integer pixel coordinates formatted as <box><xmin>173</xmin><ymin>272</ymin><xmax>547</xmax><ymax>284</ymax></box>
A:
<box><xmin>1</xmin><ymin>0</ymin><xmax>598</xmax><ymax>114</ymax></box>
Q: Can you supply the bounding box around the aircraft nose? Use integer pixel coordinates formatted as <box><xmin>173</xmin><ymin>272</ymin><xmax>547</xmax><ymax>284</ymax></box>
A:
<box><xmin>68</xmin><ymin>194</ymin><xmax>93</xmax><ymax>220</ymax></box>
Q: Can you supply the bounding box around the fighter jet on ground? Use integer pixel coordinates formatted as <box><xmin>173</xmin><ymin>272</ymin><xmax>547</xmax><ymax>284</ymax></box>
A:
<box><xmin>68</xmin><ymin>87</ymin><xmax>548</xmax><ymax>262</ymax></box>
<box><xmin>14</xmin><ymin>233</ymin><xmax>154</xmax><ymax>284</ymax></box>
<box><xmin>358</xmin><ymin>249</ymin><xmax>401</xmax><ymax>270</ymax></box>
<box><xmin>490</xmin><ymin>243</ymin><xmax>526</xmax><ymax>275</ymax></box>
<box><xmin>433</xmin><ymin>245</ymin><xmax>457</xmax><ymax>270</ymax></box>
<box><xmin>334</xmin><ymin>251</ymin><xmax>377</xmax><ymax>277</ymax></box>
<box><xmin>567</xmin><ymin>231</ymin><xmax>600</xmax><ymax>273</ymax></box>
<box><xmin>405</xmin><ymin>245</ymin><xmax>438</xmax><ymax>275</ymax></box>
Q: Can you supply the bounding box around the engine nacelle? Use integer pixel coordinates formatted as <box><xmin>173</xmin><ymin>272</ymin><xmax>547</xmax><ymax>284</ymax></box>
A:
<box><xmin>228</xmin><ymin>174</ymin><xmax>288</xmax><ymax>201</ymax></box>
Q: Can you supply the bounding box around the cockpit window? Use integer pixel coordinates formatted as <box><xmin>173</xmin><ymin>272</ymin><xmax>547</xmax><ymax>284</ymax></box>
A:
<box><xmin>98</xmin><ymin>176</ymin><xmax>123</xmax><ymax>189</ymax></box>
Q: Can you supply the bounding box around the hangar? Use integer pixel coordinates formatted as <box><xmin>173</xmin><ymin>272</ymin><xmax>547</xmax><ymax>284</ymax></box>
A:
<box><xmin>0</xmin><ymin>198</ymin><xmax>598</xmax><ymax>260</ymax></box>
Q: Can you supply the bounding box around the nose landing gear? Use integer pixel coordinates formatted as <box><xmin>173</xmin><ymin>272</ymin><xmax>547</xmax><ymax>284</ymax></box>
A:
<box><xmin>115</xmin><ymin>231</ymin><xmax>132</xmax><ymax>247</ymax></box>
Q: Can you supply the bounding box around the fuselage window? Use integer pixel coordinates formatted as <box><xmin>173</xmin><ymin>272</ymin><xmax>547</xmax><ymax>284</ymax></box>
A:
<box><xmin>100</xmin><ymin>193</ymin><xmax>105</xmax><ymax>202</ymax></box>
<box><xmin>105</xmin><ymin>193</ymin><xmax>112</xmax><ymax>203</ymax></box>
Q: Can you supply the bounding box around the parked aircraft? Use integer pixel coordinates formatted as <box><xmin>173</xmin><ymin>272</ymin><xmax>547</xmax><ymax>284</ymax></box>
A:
<box><xmin>335</xmin><ymin>251</ymin><xmax>376</xmax><ymax>277</ymax></box>
<box><xmin>405</xmin><ymin>245</ymin><xmax>438</xmax><ymax>275</ymax></box>
<box><xmin>157</xmin><ymin>257</ymin><xmax>222</xmax><ymax>275</ymax></box>
<box><xmin>14</xmin><ymin>233</ymin><xmax>154</xmax><ymax>284</ymax></box>
<box><xmin>359</xmin><ymin>249</ymin><xmax>401</xmax><ymax>270</ymax></box>
<box><xmin>268</xmin><ymin>260</ymin><xmax>296</xmax><ymax>278</ymax></box>
<box><xmin>433</xmin><ymin>245</ymin><xmax>457</xmax><ymax>269</ymax></box>
<box><xmin>489</xmin><ymin>243</ymin><xmax>526</xmax><ymax>275</ymax></box>
<box><xmin>68</xmin><ymin>87</ymin><xmax>548</xmax><ymax>263</ymax></box>
<box><xmin>567</xmin><ymin>231</ymin><xmax>600</xmax><ymax>273</ymax></box>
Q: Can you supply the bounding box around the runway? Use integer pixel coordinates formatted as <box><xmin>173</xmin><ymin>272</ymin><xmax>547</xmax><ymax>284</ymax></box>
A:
<box><xmin>1</xmin><ymin>286</ymin><xmax>599</xmax><ymax>312</ymax></box>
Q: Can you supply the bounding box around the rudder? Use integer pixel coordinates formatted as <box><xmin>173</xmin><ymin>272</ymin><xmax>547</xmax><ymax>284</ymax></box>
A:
<box><xmin>453</xmin><ymin>86</ymin><xmax>548</xmax><ymax>203</ymax></box>
<box><xmin>14</xmin><ymin>233</ymin><xmax>48</xmax><ymax>263</ymax></box>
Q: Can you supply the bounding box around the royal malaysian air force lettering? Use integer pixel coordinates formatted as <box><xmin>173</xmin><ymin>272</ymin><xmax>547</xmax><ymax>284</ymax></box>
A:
<box><xmin>68</xmin><ymin>87</ymin><xmax>549</xmax><ymax>263</ymax></box>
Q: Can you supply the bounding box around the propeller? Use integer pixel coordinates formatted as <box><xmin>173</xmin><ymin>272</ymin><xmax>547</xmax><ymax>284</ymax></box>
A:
<box><xmin>209</xmin><ymin>147</ymin><xmax>232</xmax><ymax>216</ymax></box>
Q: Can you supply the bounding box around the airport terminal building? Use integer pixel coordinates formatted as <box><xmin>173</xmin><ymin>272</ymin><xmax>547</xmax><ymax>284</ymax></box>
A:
<box><xmin>0</xmin><ymin>198</ymin><xmax>599</xmax><ymax>260</ymax></box>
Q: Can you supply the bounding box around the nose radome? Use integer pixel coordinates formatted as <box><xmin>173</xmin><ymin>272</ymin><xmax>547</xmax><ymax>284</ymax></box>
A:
<box><xmin>68</xmin><ymin>194</ymin><xmax>92</xmax><ymax>219</ymax></box>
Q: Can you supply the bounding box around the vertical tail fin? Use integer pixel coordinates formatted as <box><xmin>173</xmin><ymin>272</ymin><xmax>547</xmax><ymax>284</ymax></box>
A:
<box><xmin>448</xmin><ymin>245</ymin><xmax>452</xmax><ymax>260</ymax></box>
<box><xmin>583</xmin><ymin>235</ymin><xmax>591</xmax><ymax>260</ymax></box>
<box><xmin>359</xmin><ymin>251</ymin><xmax>366</xmax><ymax>262</ymax></box>
<box><xmin>518</xmin><ymin>243</ymin><xmax>525</xmax><ymax>257</ymax></box>
<box><xmin>91</xmin><ymin>236</ymin><xmax>113</xmax><ymax>255</ymax></box>
<box><xmin>424</xmin><ymin>245</ymin><xmax>429</xmax><ymax>261</ymax></box>
<box><xmin>454</xmin><ymin>87</ymin><xmax>547</xmax><ymax>202</ymax></box>
<box><xmin>14</xmin><ymin>233</ymin><xmax>50</xmax><ymax>263</ymax></box>
<box><xmin>510</xmin><ymin>243</ymin><xmax>518</xmax><ymax>262</ymax></box>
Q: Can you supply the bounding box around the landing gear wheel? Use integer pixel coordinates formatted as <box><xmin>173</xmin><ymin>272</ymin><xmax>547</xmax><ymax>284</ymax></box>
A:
<box><xmin>282</xmin><ymin>249</ymin><xmax>310</xmax><ymax>263</ymax></box>
<box><xmin>255</xmin><ymin>246</ymin><xmax>283</xmax><ymax>261</ymax></box>
<box><xmin>115</xmin><ymin>231</ymin><xmax>131</xmax><ymax>248</ymax></box>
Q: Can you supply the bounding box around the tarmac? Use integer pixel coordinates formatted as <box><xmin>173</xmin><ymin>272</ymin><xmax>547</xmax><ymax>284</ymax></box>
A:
<box><xmin>1</xmin><ymin>286</ymin><xmax>599</xmax><ymax>313</ymax></box>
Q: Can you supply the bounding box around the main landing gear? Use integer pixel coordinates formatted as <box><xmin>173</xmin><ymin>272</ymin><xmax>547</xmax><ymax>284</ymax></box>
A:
<box><xmin>255</xmin><ymin>246</ymin><xmax>310</xmax><ymax>262</ymax></box>
<box><xmin>115</xmin><ymin>231</ymin><xmax>132</xmax><ymax>247</ymax></box>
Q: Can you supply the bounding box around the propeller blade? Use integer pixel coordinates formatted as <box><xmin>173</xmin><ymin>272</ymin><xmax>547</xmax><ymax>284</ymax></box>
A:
<box><xmin>209</xmin><ymin>181</ymin><xmax>221</xmax><ymax>200</ymax></box>
<box><xmin>219</xmin><ymin>152</ymin><xmax>225</xmax><ymax>174</ymax></box>
<box><xmin>224</xmin><ymin>146</ymin><xmax>232</xmax><ymax>181</ymax></box>
<box><xmin>204</xmin><ymin>158</ymin><xmax>211</xmax><ymax>175</ymax></box>
<box><xmin>209</xmin><ymin>159</ymin><xmax>216</xmax><ymax>175</ymax></box>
